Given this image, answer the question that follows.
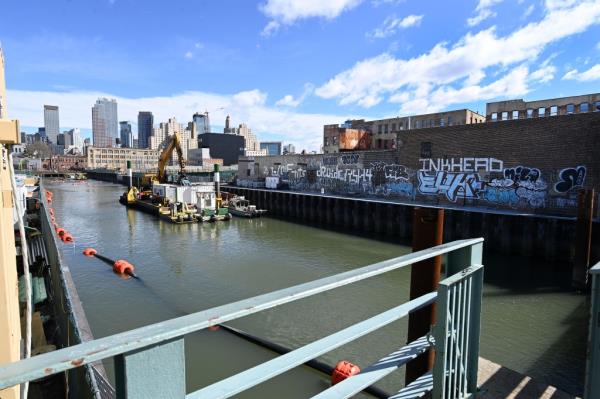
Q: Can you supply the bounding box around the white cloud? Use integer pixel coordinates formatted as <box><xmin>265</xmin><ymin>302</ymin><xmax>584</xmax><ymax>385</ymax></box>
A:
<box><xmin>275</xmin><ymin>83</ymin><xmax>315</xmax><ymax>107</ymax></box>
<box><xmin>523</xmin><ymin>4</ymin><xmax>535</xmax><ymax>18</ymax></box>
<box><xmin>316</xmin><ymin>0</ymin><xmax>600</xmax><ymax>112</ymax></box>
<box><xmin>367</xmin><ymin>14</ymin><xmax>424</xmax><ymax>39</ymax></box>
<box><xmin>7</xmin><ymin>88</ymin><xmax>356</xmax><ymax>152</ymax></box>
<box><xmin>562</xmin><ymin>64</ymin><xmax>600</xmax><ymax>82</ymax></box>
<box><xmin>184</xmin><ymin>51</ymin><xmax>193</xmax><ymax>59</ymax></box>
<box><xmin>467</xmin><ymin>0</ymin><xmax>503</xmax><ymax>27</ymax></box>
<box><xmin>259</xmin><ymin>0</ymin><xmax>363</xmax><ymax>36</ymax></box>
<box><xmin>232</xmin><ymin>89</ymin><xmax>268</xmax><ymax>107</ymax></box>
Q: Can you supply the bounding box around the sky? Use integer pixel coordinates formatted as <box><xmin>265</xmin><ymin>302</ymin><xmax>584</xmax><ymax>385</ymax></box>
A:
<box><xmin>2</xmin><ymin>0</ymin><xmax>600</xmax><ymax>151</ymax></box>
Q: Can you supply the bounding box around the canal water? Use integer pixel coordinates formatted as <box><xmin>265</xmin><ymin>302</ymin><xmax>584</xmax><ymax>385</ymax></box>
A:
<box><xmin>47</xmin><ymin>180</ymin><xmax>587</xmax><ymax>397</ymax></box>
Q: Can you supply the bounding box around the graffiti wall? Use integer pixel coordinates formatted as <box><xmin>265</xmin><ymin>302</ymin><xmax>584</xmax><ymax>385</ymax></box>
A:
<box><xmin>237</xmin><ymin>112</ymin><xmax>600</xmax><ymax>216</ymax></box>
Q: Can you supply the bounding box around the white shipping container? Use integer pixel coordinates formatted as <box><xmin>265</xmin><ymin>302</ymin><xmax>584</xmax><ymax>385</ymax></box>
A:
<box><xmin>265</xmin><ymin>176</ymin><xmax>279</xmax><ymax>189</ymax></box>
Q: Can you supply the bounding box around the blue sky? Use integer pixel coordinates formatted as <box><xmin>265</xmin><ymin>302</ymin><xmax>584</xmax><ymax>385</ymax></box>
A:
<box><xmin>2</xmin><ymin>0</ymin><xmax>600</xmax><ymax>150</ymax></box>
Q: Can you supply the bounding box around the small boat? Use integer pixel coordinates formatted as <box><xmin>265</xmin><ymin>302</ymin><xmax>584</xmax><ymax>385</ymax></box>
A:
<box><xmin>228</xmin><ymin>196</ymin><xmax>267</xmax><ymax>218</ymax></box>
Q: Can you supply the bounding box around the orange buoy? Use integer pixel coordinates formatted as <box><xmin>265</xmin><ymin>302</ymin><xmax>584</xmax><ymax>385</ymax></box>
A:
<box><xmin>47</xmin><ymin>198</ymin><xmax>52</xmax><ymax>204</ymax></box>
<box><xmin>208</xmin><ymin>325</ymin><xmax>220</xmax><ymax>331</ymax></box>
<box><xmin>55</xmin><ymin>227</ymin><xmax>66</xmax><ymax>236</ymax></box>
<box><xmin>113</xmin><ymin>260</ymin><xmax>135</xmax><ymax>275</ymax></box>
<box><xmin>82</xmin><ymin>248</ymin><xmax>98</xmax><ymax>257</ymax></box>
<box><xmin>50</xmin><ymin>215</ymin><xmax>56</xmax><ymax>223</ymax></box>
<box><xmin>331</xmin><ymin>361</ymin><xmax>360</xmax><ymax>385</ymax></box>
<box><xmin>62</xmin><ymin>233</ymin><xmax>74</xmax><ymax>243</ymax></box>
<box><xmin>49</xmin><ymin>208</ymin><xmax>54</xmax><ymax>216</ymax></box>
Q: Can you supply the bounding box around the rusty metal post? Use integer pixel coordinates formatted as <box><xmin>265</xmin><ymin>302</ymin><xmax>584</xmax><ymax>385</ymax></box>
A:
<box><xmin>573</xmin><ymin>188</ymin><xmax>595</xmax><ymax>290</ymax></box>
<box><xmin>405</xmin><ymin>207</ymin><xmax>444</xmax><ymax>385</ymax></box>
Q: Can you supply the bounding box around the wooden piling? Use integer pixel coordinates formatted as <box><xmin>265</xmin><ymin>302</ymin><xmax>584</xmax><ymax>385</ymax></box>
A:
<box><xmin>405</xmin><ymin>207</ymin><xmax>444</xmax><ymax>385</ymax></box>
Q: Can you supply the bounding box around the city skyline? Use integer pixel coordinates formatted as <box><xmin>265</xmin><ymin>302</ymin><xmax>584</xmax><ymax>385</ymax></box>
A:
<box><xmin>2</xmin><ymin>1</ymin><xmax>600</xmax><ymax>151</ymax></box>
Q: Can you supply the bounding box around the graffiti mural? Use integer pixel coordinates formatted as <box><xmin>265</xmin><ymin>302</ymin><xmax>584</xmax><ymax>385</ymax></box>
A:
<box><xmin>484</xmin><ymin>166</ymin><xmax>548</xmax><ymax>208</ymax></box>
<box><xmin>554</xmin><ymin>166</ymin><xmax>586</xmax><ymax>193</ymax></box>
<box><xmin>244</xmin><ymin>153</ymin><xmax>590</xmax><ymax>214</ymax></box>
<box><xmin>418</xmin><ymin>171</ymin><xmax>484</xmax><ymax>202</ymax></box>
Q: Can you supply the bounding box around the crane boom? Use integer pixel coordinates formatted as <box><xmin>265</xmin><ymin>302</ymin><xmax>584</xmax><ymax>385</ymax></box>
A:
<box><xmin>155</xmin><ymin>133</ymin><xmax>188</xmax><ymax>185</ymax></box>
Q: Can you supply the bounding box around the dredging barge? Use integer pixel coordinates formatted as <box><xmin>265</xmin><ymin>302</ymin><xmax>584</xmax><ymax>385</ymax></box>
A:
<box><xmin>118</xmin><ymin>134</ymin><xmax>232</xmax><ymax>223</ymax></box>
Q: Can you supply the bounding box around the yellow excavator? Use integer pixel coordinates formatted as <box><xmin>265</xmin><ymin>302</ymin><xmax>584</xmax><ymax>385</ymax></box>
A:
<box><xmin>124</xmin><ymin>133</ymin><xmax>189</xmax><ymax>203</ymax></box>
<box><xmin>154</xmin><ymin>132</ymin><xmax>190</xmax><ymax>186</ymax></box>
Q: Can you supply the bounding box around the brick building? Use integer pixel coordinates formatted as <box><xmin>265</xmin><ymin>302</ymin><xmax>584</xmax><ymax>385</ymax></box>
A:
<box><xmin>86</xmin><ymin>146</ymin><xmax>159</xmax><ymax>172</ymax></box>
<box><xmin>242</xmin><ymin>112</ymin><xmax>600</xmax><ymax>217</ymax></box>
<box><xmin>324</xmin><ymin>109</ymin><xmax>485</xmax><ymax>153</ymax></box>
<box><xmin>51</xmin><ymin>155</ymin><xmax>87</xmax><ymax>171</ymax></box>
<box><xmin>486</xmin><ymin>92</ymin><xmax>600</xmax><ymax>121</ymax></box>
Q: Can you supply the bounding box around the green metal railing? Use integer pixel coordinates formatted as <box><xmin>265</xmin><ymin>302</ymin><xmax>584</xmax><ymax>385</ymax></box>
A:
<box><xmin>0</xmin><ymin>238</ymin><xmax>484</xmax><ymax>399</ymax></box>
<box><xmin>586</xmin><ymin>262</ymin><xmax>600</xmax><ymax>398</ymax></box>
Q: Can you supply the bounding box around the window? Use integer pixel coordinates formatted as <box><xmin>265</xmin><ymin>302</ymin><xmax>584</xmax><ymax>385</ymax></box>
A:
<box><xmin>501</xmin><ymin>111</ymin><xmax>508</xmax><ymax>121</ymax></box>
<box><xmin>440</xmin><ymin>118</ymin><xmax>445</xmax><ymax>127</ymax></box>
<box><xmin>580</xmin><ymin>102</ymin><xmax>589</xmax><ymax>113</ymax></box>
<box><xmin>448</xmin><ymin>116</ymin><xmax>453</xmax><ymax>126</ymax></box>
<box><xmin>595</xmin><ymin>101</ymin><xmax>600</xmax><ymax>112</ymax></box>
<box><xmin>526</xmin><ymin>109</ymin><xmax>533</xmax><ymax>118</ymax></box>
<box><xmin>429</xmin><ymin>119</ymin><xmax>434</xmax><ymax>127</ymax></box>
<box><xmin>324</xmin><ymin>138</ymin><xmax>329</xmax><ymax>146</ymax></box>
<box><xmin>415</xmin><ymin>120</ymin><xmax>421</xmax><ymax>128</ymax></box>
<box><xmin>384</xmin><ymin>124</ymin><xmax>388</xmax><ymax>134</ymax></box>
<box><xmin>538</xmin><ymin>107</ymin><xmax>545</xmax><ymax>117</ymax></box>
<box><xmin>491</xmin><ymin>112</ymin><xmax>498</xmax><ymax>121</ymax></box>
<box><xmin>512</xmin><ymin>110</ymin><xmax>519</xmax><ymax>120</ymax></box>
<box><xmin>566</xmin><ymin>104</ymin><xmax>575</xmax><ymax>114</ymax></box>
<box><xmin>391</xmin><ymin>123</ymin><xmax>396</xmax><ymax>132</ymax></box>
<box><xmin>332</xmin><ymin>136</ymin><xmax>338</xmax><ymax>145</ymax></box>
<box><xmin>378</xmin><ymin>125</ymin><xmax>382</xmax><ymax>134</ymax></box>
<box><xmin>420</xmin><ymin>142</ymin><xmax>432</xmax><ymax>158</ymax></box>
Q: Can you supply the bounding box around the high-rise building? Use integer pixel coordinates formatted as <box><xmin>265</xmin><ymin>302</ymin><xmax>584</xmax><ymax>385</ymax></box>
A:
<box><xmin>43</xmin><ymin>105</ymin><xmax>60</xmax><ymax>144</ymax></box>
<box><xmin>119</xmin><ymin>121</ymin><xmax>133</xmax><ymax>148</ymax></box>
<box><xmin>260</xmin><ymin>141</ymin><xmax>282</xmax><ymax>156</ymax></box>
<box><xmin>193</xmin><ymin>111</ymin><xmax>210</xmax><ymax>135</ymax></box>
<box><xmin>283</xmin><ymin>144</ymin><xmax>295</xmax><ymax>154</ymax></box>
<box><xmin>92</xmin><ymin>98</ymin><xmax>118</xmax><ymax>147</ymax></box>
<box><xmin>149</xmin><ymin>117</ymin><xmax>197</xmax><ymax>164</ymax></box>
<box><xmin>137</xmin><ymin>111</ymin><xmax>153</xmax><ymax>149</ymax></box>
<box><xmin>222</xmin><ymin>116</ymin><xmax>266</xmax><ymax>156</ymax></box>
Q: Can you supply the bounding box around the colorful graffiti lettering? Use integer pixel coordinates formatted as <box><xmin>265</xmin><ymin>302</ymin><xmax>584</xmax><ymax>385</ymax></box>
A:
<box><xmin>418</xmin><ymin>171</ymin><xmax>484</xmax><ymax>202</ymax></box>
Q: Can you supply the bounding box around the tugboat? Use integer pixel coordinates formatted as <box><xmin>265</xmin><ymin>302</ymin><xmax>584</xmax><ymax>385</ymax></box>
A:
<box><xmin>228</xmin><ymin>196</ymin><xmax>267</xmax><ymax>218</ymax></box>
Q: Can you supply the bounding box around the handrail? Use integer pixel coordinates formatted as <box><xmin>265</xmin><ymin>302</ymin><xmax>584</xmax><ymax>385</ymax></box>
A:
<box><xmin>0</xmin><ymin>238</ymin><xmax>482</xmax><ymax>390</ymax></box>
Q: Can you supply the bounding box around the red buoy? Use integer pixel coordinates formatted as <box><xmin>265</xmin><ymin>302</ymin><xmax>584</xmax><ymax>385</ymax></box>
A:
<box><xmin>331</xmin><ymin>361</ymin><xmax>360</xmax><ymax>385</ymax></box>
<box><xmin>61</xmin><ymin>233</ymin><xmax>74</xmax><ymax>243</ymax></box>
<box><xmin>82</xmin><ymin>248</ymin><xmax>98</xmax><ymax>257</ymax></box>
<box><xmin>49</xmin><ymin>208</ymin><xmax>54</xmax><ymax>216</ymax></box>
<box><xmin>113</xmin><ymin>260</ymin><xmax>135</xmax><ymax>275</ymax></box>
<box><xmin>55</xmin><ymin>227</ymin><xmax>66</xmax><ymax>237</ymax></box>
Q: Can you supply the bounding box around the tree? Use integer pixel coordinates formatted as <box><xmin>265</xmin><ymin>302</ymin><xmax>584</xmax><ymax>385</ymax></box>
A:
<box><xmin>25</xmin><ymin>141</ymin><xmax>52</xmax><ymax>159</ymax></box>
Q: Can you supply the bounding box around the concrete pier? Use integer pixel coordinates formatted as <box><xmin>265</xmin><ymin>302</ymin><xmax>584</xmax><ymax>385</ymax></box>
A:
<box><xmin>477</xmin><ymin>358</ymin><xmax>579</xmax><ymax>399</ymax></box>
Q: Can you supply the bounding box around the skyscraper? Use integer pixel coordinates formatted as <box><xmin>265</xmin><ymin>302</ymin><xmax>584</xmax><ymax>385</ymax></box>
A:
<box><xmin>43</xmin><ymin>105</ymin><xmax>60</xmax><ymax>144</ymax></box>
<box><xmin>137</xmin><ymin>111</ymin><xmax>153</xmax><ymax>149</ymax></box>
<box><xmin>120</xmin><ymin>121</ymin><xmax>132</xmax><ymax>148</ymax></box>
<box><xmin>193</xmin><ymin>111</ymin><xmax>210</xmax><ymax>135</ymax></box>
<box><xmin>92</xmin><ymin>98</ymin><xmax>118</xmax><ymax>147</ymax></box>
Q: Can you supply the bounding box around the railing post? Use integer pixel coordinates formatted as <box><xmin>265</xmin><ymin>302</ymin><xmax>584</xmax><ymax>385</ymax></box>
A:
<box><xmin>114</xmin><ymin>337</ymin><xmax>186</xmax><ymax>399</ymax></box>
<box><xmin>585</xmin><ymin>267</ymin><xmax>600</xmax><ymax>398</ymax></box>
<box><xmin>446</xmin><ymin>241</ymin><xmax>483</xmax><ymax>277</ymax></box>
<box><xmin>406</xmin><ymin>207</ymin><xmax>444</xmax><ymax>384</ymax></box>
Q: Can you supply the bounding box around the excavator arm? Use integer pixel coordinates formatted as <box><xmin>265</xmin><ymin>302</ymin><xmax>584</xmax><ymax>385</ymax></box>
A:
<box><xmin>155</xmin><ymin>133</ymin><xmax>188</xmax><ymax>184</ymax></box>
